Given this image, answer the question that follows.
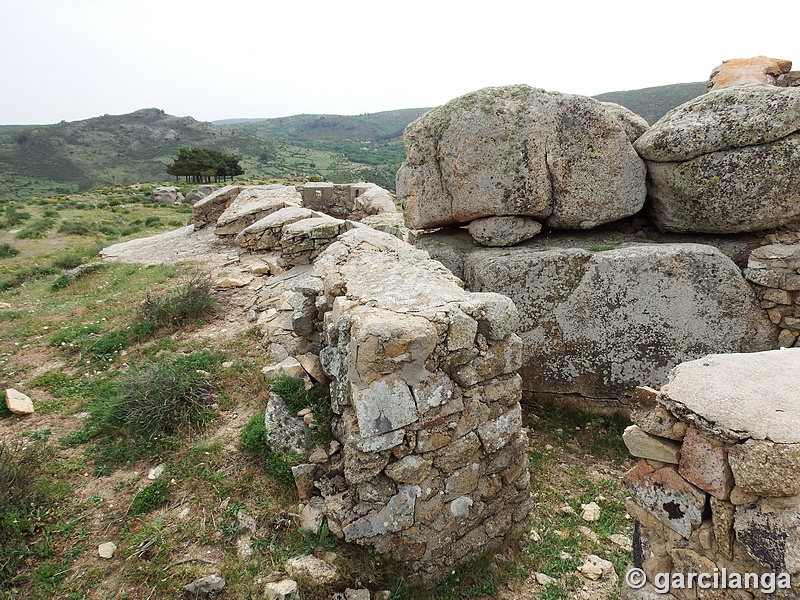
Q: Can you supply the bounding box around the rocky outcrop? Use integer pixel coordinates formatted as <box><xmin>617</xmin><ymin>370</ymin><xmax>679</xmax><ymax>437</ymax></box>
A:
<box><xmin>461</xmin><ymin>242</ymin><xmax>777</xmax><ymax>408</ymax></box>
<box><xmin>184</xmin><ymin>185</ymin><xmax>217</xmax><ymax>205</ymax></box>
<box><xmin>397</xmin><ymin>85</ymin><xmax>648</xmax><ymax>234</ymax></box>
<box><xmin>150</xmin><ymin>186</ymin><xmax>185</xmax><ymax>204</ymax></box>
<box><xmin>635</xmin><ymin>84</ymin><xmax>800</xmax><ymax>233</ymax></box>
<box><xmin>707</xmin><ymin>56</ymin><xmax>797</xmax><ymax>90</ymax></box>
<box><xmin>622</xmin><ymin>350</ymin><xmax>800</xmax><ymax>599</ymax></box>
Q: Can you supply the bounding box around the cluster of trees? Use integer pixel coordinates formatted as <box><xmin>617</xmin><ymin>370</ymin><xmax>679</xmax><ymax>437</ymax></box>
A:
<box><xmin>166</xmin><ymin>147</ymin><xmax>244</xmax><ymax>183</ymax></box>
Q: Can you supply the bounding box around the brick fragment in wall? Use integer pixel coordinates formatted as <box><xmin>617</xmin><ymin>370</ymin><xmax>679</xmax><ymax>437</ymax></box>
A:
<box><xmin>623</xmin><ymin>424</ymin><xmax>682</xmax><ymax>463</ymax></box>
<box><xmin>624</xmin><ymin>460</ymin><xmax>706</xmax><ymax>538</ymax></box>
<box><xmin>728</xmin><ymin>439</ymin><xmax>800</xmax><ymax>497</ymax></box>
<box><xmin>678</xmin><ymin>427</ymin><xmax>734</xmax><ymax>500</ymax></box>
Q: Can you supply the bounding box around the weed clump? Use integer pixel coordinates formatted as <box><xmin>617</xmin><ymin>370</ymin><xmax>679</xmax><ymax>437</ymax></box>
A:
<box><xmin>135</xmin><ymin>272</ymin><xmax>219</xmax><ymax>333</ymax></box>
<box><xmin>0</xmin><ymin>437</ymin><xmax>57</xmax><ymax>582</ymax></box>
<box><xmin>240</xmin><ymin>376</ymin><xmax>332</xmax><ymax>485</ymax></box>
<box><xmin>128</xmin><ymin>479</ymin><xmax>171</xmax><ymax>517</ymax></box>
<box><xmin>63</xmin><ymin>351</ymin><xmax>221</xmax><ymax>464</ymax></box>
<box><xmin>239</xmin><ymin>412</ymin><xmax>299</xmax><ymax>486</ymax></box>
<box><xmin>0</xmin><ymin>243</ymin><xmax>19</xmax><ymax>258</ymax></box>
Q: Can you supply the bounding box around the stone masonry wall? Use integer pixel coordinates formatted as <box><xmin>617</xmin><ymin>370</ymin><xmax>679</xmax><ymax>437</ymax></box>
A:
<box><xmin>744</xmin><ymin>243</ymin><xmax>800</xmax><ymax>349</ymax></box>
<box><xmin>281</xmin><ymin>227</ymin><xmax>533</xmax><ymax>580</ymax></box>
<box><xmin>621</xmin><ymin>349</ymin><xmax>800</xmax><ymax>600</ymax></box>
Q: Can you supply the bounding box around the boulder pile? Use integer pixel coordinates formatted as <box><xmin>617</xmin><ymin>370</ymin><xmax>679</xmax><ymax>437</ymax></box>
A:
<box><xmin>398</xmin><ymin>57</ymin><xmax>799</xmax><ymax>407</ymax></box>
<box><xmin>635</xmin><ymin>84</ymin><xmax>800</xmax><ymax>234</ymax></box>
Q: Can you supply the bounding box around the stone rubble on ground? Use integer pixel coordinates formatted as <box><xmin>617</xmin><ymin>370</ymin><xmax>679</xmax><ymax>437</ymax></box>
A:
<box><xmin>284</xmin><ymin>554</ymin><xmax>338</xmax><ymax>585</ymax></box>
<box><xmin>97</xmin><ymin>542</ymin><xmax>116</xmax><ymax>559</ymax></box>
<box><xmin>263</xmin><ymin>578</ymin><xmax>299</xmax><ymax>600</ymax></box>
<box><xmin>182</xmin><ymin>574</ymin><xmax>225</xmax><ymax>595</ymax></box>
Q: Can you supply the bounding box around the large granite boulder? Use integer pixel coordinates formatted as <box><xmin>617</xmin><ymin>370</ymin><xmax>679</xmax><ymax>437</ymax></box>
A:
<box><xmin>461</xmin><ymin>242</ymin><xmax>777</xmax><ymax>407</ymax></box>
<box><xmin>635</xmin><ymin>85</ymin><xmax>800</xmax><ymax>233</ymax></box>
<box><xmin>397</xmin><ymin>85</ymin><xmax>648</xmax><ymax>231</ymax></box>
<box><xmin>707</xmin><ymin>56</ymin><xmax>793</xmax><ymax>90</ymax></box>
<box><xmin>150</xmin><ymin>186</ymin><xmax>184</xmax><ymax>205</ymax></box>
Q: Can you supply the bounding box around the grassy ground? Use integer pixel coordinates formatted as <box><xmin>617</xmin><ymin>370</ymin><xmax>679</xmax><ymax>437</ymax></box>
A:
<box><xmin>0</xmin><ymin>187</ymin><xmax>635</xmax><ymax>600</ymax></box>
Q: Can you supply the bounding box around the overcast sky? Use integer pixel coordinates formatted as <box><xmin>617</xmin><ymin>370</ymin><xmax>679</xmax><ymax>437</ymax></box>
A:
<box><xmin>3</xmin><ymin>0</ymin><xmax>798</xmax><ymax>125</ymax></box>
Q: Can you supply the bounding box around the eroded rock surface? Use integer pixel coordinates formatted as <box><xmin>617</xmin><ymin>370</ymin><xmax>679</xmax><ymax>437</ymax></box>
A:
<box><xmin>462</xmin><ymin>243</ymin><xmax>776</xmax><ymax>406</ymax></box>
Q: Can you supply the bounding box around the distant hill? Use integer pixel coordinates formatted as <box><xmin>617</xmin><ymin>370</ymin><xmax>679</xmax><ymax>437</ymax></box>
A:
<box><xmin>221</xmin><ymin>108</ymin><xmax>431</xmax><ymax>188</ymax></box>
<box><xmin>0</xmin><ymin>108</ymin><xmax>413</xmax><ymax>199</ymax></box>
<box><xmin>0</xmin><ymin>108</ymin><xmax>278</xmax><ymax>199</ymax></box>
<box><xmin>593</xmin><ymin>82</ymin><xmax>707</xmax><ymax>124</ymax></box>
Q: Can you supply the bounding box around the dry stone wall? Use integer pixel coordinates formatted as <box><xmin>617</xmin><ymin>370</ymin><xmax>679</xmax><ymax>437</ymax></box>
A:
<box><xmin>622</xmin><ymin>349</ymin><xmax>800</xmax><ymax>600</ymax></box>
<box><xmin>195</xmin><ymin>183</ymin><xmax>533</xmax><ymax>580</ymax></box>
<box><xmin>293</xmin><ymin>228</ymin><xmax>532</xmax><ymax>579</ymax></box>
<box><xmin>744</xmin><ymin>244</ymin><xmax>800</xmax><ymax>349</ymax></box>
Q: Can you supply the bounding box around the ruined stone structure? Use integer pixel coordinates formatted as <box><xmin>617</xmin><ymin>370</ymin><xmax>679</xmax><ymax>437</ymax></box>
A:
<box><xmin>189</xmin><ymin>188</ymin><xmax>532</xmax><ymax>579</ymax></box>
<box><xmin>622</xmin><ymin>349</ymin><xmax>800</xmax><ymax>600</ymax></box>
<box><xmin>312</xmin><ymin>229</ymin><xmax>532</xmax><ymax>578</ymax></box>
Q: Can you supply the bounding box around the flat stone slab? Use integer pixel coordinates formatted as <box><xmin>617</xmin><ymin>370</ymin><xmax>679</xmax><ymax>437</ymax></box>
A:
<box><xmin>660</xmin><ymin>348</ymin><xmax>800</xmax><ymax>443</ymax></box>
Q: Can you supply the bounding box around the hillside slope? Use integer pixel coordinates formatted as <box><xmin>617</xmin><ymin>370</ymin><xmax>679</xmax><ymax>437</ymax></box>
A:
<box><xmin>593</xmin><ymin>82</ymin><xmax>707</xmax><ymax>123</ymax></box>
<box><xmin>0</xmin><ymin>109</ymin><xmax>276</xmax><ymax>198</ymax></box>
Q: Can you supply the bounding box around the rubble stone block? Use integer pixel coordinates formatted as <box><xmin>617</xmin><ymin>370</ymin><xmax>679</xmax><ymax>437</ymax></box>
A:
<box><xmin>728</xmin><ymin>439</ymin><xmax>800</xmax><ymax>497</ymax></box>
<box><xmin>624</xmin><ymin>462</ymin><xmax>706</xmax><ymax>538</ymax></box>
<box><xmin>734</xmin><ymin>500</ymin><xmax>800</xmax><ymax>573</ymax></box>
<box><xmin>623</xmin><ymin>425</ymin><xmax>681</xmax><ymax>464</ymax></box>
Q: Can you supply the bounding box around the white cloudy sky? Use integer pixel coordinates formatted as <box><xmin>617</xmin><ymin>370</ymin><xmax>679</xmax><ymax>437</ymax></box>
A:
<box><xmin>2</xmin><ymin>0</ymin><xmax>798</xmax><ymax>124</ymax></box>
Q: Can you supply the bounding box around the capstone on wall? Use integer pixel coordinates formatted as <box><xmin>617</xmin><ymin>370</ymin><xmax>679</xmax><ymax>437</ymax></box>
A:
<box><xmin>622</xmin><ymin>349</ymin><xmax>800</xmax><ymax>600</ymax></box>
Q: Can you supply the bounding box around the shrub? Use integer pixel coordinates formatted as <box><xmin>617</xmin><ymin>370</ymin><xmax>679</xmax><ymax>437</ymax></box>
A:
<box><xmin>15</xmin><ymin>218</ymin><xmax>56</xmax><ymax>239</ymax></box>
<box><xmin>51</xmin><ymin>246</ymin><xmax>100</xmax><ymax>270</ymax></box>
<box><xmin>145</xmin><ymin>216</ymin><xmax>161</xmax><ymax>226</ymax></box>
<box><xmin>58</xmin><ymin>219</ymin><xmax>97</xmax><ymax>236</ymax></box>
<box><xmin>0</xmin><ymin>243</ymin><xmax>19</xmax><ymax>258</ymax></box>
<box><xmin>64</xmin><ymin>352</ymin><xmax>220</xmax><ymax>464</ymax></box>
<box><xmin>106</xmin><ymin>354</ymin><xmax>218</xmax><ymax>438</ymax></box>
<box><xmin>135</xmin><ymin>272</ymin><xmax>219</xmax><ymax>333</ymax></box>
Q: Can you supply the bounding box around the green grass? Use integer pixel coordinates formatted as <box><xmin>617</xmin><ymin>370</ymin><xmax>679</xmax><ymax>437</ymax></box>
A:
<box><xmin>128</xmin><ymin>480</ymin><xmax>171</xmax><ymax>517</ymax></box>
